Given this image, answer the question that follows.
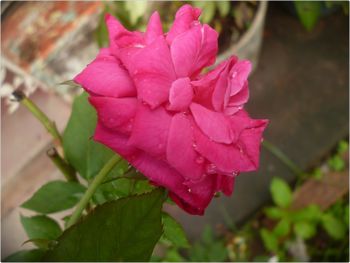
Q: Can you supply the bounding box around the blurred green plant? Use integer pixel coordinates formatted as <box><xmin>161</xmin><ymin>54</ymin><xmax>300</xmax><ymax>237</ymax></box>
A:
<box><xmin>294</xmin><ymin>1</ymin><xmax>349</xmax><ymax>31</ymax></box>
<box><xmin>261</xmin><ymin>177</ymin><xmax>349</xmax><ymax>260</ymax></box>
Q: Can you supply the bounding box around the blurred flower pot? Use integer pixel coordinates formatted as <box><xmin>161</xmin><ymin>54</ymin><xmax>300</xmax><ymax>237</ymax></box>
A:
<box><xmin>216</xmin><ymin>1</ymin><xmax>268</xmax><ymax>71</ymax></box>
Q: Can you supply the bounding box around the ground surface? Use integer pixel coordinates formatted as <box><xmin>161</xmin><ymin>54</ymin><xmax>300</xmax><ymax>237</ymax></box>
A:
<box><xmin>169</xmin><ymin>3</ymin><xmax>349</xmax><ymax>239</ymax></box>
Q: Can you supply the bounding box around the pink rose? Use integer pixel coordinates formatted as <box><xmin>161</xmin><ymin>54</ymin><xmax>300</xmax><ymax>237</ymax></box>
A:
<box><xmin>74</xmin><ymin>5</ymin><xmax>268</xmax><ymax>215</ymax></box>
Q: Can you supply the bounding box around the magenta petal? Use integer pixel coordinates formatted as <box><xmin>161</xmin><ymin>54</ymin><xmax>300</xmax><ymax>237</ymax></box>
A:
<box><xmin>216</xmin><ymin>174</ymin><xmax>235</xmax><ymax>196</ymax></box>
<box><xmin>168</xmin><ymin>78</ymin><xmax>193</xmax><ymax>111</ymax></box>
<box><xmin>171</xmin><ymin>25</ymin><xmax>218</xmax><ymax>78</ymax></box>
<box><xmin>105</xmin><ymin>13</ymin><xmax>144</xmax><ymax>52</ymax></box>
<box><xmin>74</xmin><ymin>53</ymin><xmax>136</xmax><ymax>98</ymax></box>
<box><xmin>166</xmin><ymin>4</ymin><xmax>201</xmax><ymax>44</ymax></box>
<box><xmin>167</xmin><ymin>113</ymin><xmax>204</xmax><ymax>181</ymax></box>
<box><xmin>122</xmin><ymin>36</ymin><xmax>176</xmax><ymax>108</ymax></box>
<box><xmin>230</xmin><ymin>60</ymin><xmax>252</xmax><ymax>96</ymax></box>
<box><xmin>132</xmin><ymin>153</ymin><xmax>214</xmax><ymax>215</ymax></box>
<box><xmin>89</xmin><ymin>96</ymin><xmax>137</xmax><ymax>134</ymax></box>
<box><xmin>194</xmin><ymin>118</ymin><xmax>268</xmax><ymax>172</ymax></box>
<box><xmin>94</xmin><ymin>121</ymin><xmax>139</xmax><ymax>158</ymax></box>
<box><xmin>238</xmin><ymin>119</ymin><xmax>269</xmax><ymax>169</ymax></box>
<box><xmin>145</xmin><ymin>11</ymin><xmax>163</xmax><ymax>45</ymax></box>
<box><xmin>228</xmin><ymin>82</ymin><xmax>249</xmax><ymax>106</ymax></box>
<box><xmin>168</xmin><ymin>174</ymin><xmax>216</xmax><ymax>215</ymax></box>
<box><xmin>128</xmin><ymin>104</ymin><xmax>172</xmax><ymax>157</ymax></box>
<box><xmin>190</xmin><ymin>103</ymin><xmax>234</xmax><ymax>144</ymax></box>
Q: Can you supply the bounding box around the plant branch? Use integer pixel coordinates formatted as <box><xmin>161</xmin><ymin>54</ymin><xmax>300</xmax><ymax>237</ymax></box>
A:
<box><xmin>262</xmin><ymin>140</ymin><xmax>304</xmax><ymax>176</ymax></box>
<box><xmin>66</xmin><ymin>155</ymin><xmax>122</xmax><ymax>228</ymax></box>
<box><xmin>47</xmin><ymin>147</ymin><xmax>77</xmax><ymax>182</ymax></box>
<box><xmin>12</xmin><ymin>90</ymin><xmax>62</xmax><ymax>145</ymax></box>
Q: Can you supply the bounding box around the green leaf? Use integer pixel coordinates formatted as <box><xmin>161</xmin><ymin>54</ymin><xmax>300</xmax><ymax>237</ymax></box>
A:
<box><xmin>311</xmin><ymin>168</ymin><xmax>323</xmax><ymax>180</ymax></box>
<box><xmin>3</xmin><ymin>249</ymin><xmax>45</xmax><ymax>262</ymax></box>
<box><xmin>294</xmin><ymin>221</ymin><xmax>316</xmax><ymax>239</ymax></box>
<box><xmin>22</xmin><ymin>239</ymin><xmax>58</xmax><ymax>250</ymax></box>
<box><xmin>44</xmin><ymin>189</ymin><xmax>164</xmax><ymax>261</ymax></box>
<box><xmin>273</xmin><ymin>218</ymin><xmax>290</xmax><ymax>237</ymax></box>
<box><xmin>344</xmin><ymin>204</ymin><xmax>349</xmax><ymax>224</ymax></box>
<box><xmin>291</xmin><ymin>205</ymin><xmax>322</xmax><ymax>222</ymax></box>
<box><xmin>327</xmin><ymin>155</ymin><xmax>345</xmax><ymax>171</ymax></box>
<box><xmin>270</xmin><ymin>177</ymin><xmax>293</xmax><ymax>208</ymax></box>
<box><xmin>21</xmin><ymin>180</ymin><xmax>85</xmax><ymax>214</ymax></box>
<box><xmin>337</xmin><ymin>140</ymin><xmax>348</xmax><ymax>154</ymax></box>
<box><xmin>321</xmin><ymin>213</ymin><xmax>346</xmax><ymax>240</ymax></box>
<box><xmin>202</xmin><ymin>225</ymin><xmax>214</xmax><ymax>245</ymax></box>
<box><xmin>162</xmin><ymin>212</ymin><xmax>190</xmax><ymax>248</ymax></box>
<box><xmin>63</xmin><ymin>93</ymin><xmax>126</xmax><ymax>180</ymax></box>
<box><xmin>163</xmin><ymin>247</ymin><xmax>186</xmax><ymax>262</ymax></box>
<box><xmin>216</xmin><ymin>1</ymin><xmax>230</xmax><ymax>17</ymax></box>
<box><xmin>21</xmin><ymin>215</ymin><xmax>62</xmax><ymax>241</ymax></box>
<box><xmin>264</xmin><ymin>207</ymin><xmax>284</xmax><ymax>219</ymax></box>
<box><xmin>260</xmin><ymin>228</ymin><xmax>278</xmax><ymax>252</ymax></box>
<box><xmin>207</xmin><ymin>242</ymin><xmax>228</xmax><ymax>262</ymax></box>
<box><xmin>294</xmin><ymin>1</ymin><xmax>321</xmax><ymax>31</ymax></box>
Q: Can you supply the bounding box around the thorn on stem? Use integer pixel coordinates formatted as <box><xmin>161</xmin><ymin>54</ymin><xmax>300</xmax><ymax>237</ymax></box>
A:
<box><xmin>11</xmin><ymin>90</ymin><xmax>26</xmax><ymax>102</ymax></box>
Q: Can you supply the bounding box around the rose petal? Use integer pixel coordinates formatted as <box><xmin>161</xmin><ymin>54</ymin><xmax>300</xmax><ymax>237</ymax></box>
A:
<box><xmin>128</xmin><ymin>104</ymin><xmax>172</xmax><ymax>157</ymax></box>
<box><xmin>89</xmin><ymin>96</ymin><xmax>137</xmax><ymax>134</ymax></box>
<box><xmin>190</xmin><ymin>102</ymin><xmax>234</xmax><ymax>144</ymax></box>
<box><xmin>216</xmin><ymin>174</ymin><xmax>235</xmax><ymax>196</ymax></box>
<box><xmin>122</xmin><ymin>36</ymin><xmax>176</xmax><ymax>108</ymax></box>
<box><xmin>230</xmin><ymin>60</ymin><xmax>252</xmax><ymax>96</ymax></box>
<box><xmin>105</xmin><ymin>13</ymin><xmax>144</xmax><ymax>53</ymax></box>
<box><xmin>145</xmin><ymin>11</ymin><xmax>163</xmax><ymax>45</ymax></box>
<box><xmin>171</xmin><ymin>24</ymin><xmax>218</xmax><ymax>78</ymax></box>
<box><xmin>74</xmin><ymin>51</ymin><xmax>136</xmax><ymax>98</ymax></box>
<box><xmin>166</xmin><ymin>4</ymin><xmax>201</xmax><ymax>44</ymax></box>
<box><xmin>194</xmin><ymin>118</ymin><xmax>268</xmax><ymax>172</ymax></box>
<box><xmin>94</xmin><ymin>121</ymin><xmax>139</xmax><ymax>158</ymax></box>
<box><xmin>168</xmin><ymin>173</ymin><xmax>216</xmax><ymax>215</ymax></box>
<box><xmin>167</xmin><ymin>113</ymin><xmax>204</xmax><ymax>181</ymax></box>
<box><xmin>168</xmin><ymin>77</ymin><xmax>193</xmax><ymax>111</ymax></box>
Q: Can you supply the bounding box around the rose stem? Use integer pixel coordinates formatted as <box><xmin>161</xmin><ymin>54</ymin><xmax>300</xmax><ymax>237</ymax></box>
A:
<box><xmin>47</xmin><ymin>147</ymin><xmax>78</xmax><ymax>182</ymax></box>
<box><xmin>12</xmin><ymin>90</ymin><xmax>63</xmax><ymax>145</ymax></box>
<box><xmin>66</xmin><ymin>155</ymin><xmax>122</xmax><ymax>228</ymax></box>
<box><xmin>12</xmin><ymin>89</ymin><xmax>78</xmax><ymax>182</ymax></box>
<box><xmin>262</xmin><ymin>140</ymin><xmax>305</xmax><ymax>177</ymax></box>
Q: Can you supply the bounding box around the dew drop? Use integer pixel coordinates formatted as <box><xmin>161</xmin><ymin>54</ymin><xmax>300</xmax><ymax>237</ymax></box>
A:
<box><xmin>196</xmin><ymin>156</ymin><xmax>204</xmax><ymax>164</ymax></box>
<box><xmin>231</xmin><ymin>71</ymin><xmax>237</xmax><ymax>78</ymax></box>
<box><xmin>187</xmin><ymin>188</ymin><xmax>192</xmax><ymax>193</ymax></box>
<box><xmin>192</xmin><ymin>143</ymin><xmax>197</xmax><ymax>149</ymax></box>
<box><xmin>206</xmin><ymin>163</ymin><xmax>216</xmax><ymax>174</ymax></box>
<box><xmin>232</xmin><ymin>171</ymin><xmax>238</xmax><ymax>177</ymax></box>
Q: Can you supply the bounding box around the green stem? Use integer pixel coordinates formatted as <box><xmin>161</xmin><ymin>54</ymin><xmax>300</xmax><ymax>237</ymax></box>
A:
<box><xmin>47</xmin><ymin>147</ymin><xmax>77</xmax><ymax>182</ymax></box>
<box><xmin>66</xmin><ymin>155</ymin><xmax>121</xmax><ymax>228</ymax></box>
<box><xmin>12</xmin><ymin>90</ymin><xmax>62</xmax><ymax>144</ymax></box>
<box><xmin>262</xmin><ymin>140</ymin><xmax>304</xmax><ymax>176</ymax></box>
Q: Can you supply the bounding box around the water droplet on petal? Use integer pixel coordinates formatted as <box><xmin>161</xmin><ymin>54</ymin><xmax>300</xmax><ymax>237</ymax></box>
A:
<box><xmin>232</xmin><ymin>171</ymin><xmax>238</xmax><ymax>177</ymax></box>
<box><xmin>231</xmin><ymin>71</ymin><xmax>237</xmax><ymax>78</ymax></box>
<box><xmin>196</xmin><ymin>156</ymin><xmax>204</xmax><ymax>164</ymax></box>
<box><xmin>192</xmin><ymin>143</ymin><xmax>197</xmax><ymax>149</ymax></box>
<box><xmin>187</xmin><ymin>188</ymin><xmax>192</xmax><ymax>193</ymax></box>
<box><xmin>206</xmin><ymin>163</ymin><xmax>216</xmax><ymax>174</ymax></box>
